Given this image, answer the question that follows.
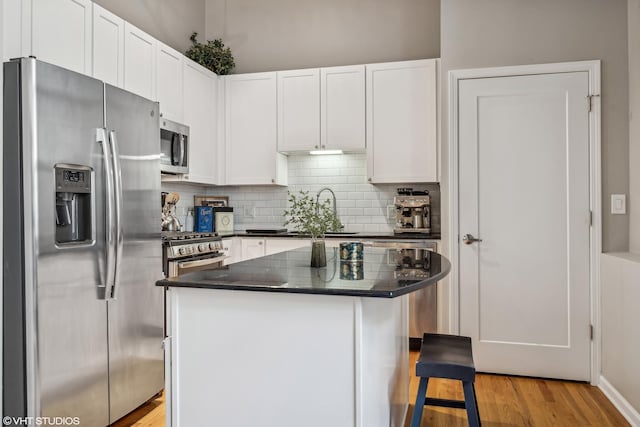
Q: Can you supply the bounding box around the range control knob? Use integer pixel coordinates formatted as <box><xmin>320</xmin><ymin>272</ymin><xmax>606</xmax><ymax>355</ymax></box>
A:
<box><xmin>209</xmin><ymin>242</ymin><xmax>217</xmax><ymax>250</ymax></box>
<box><xmin>187</xmin><ymin>246</ymin><xmax>195</xmax><ymax>255</ymax></box>
<box><xmin>198</xmin><ymin>244</ymin><xmax>207</xmax><ymax>252</ymax></box>
<box><xmin>178</xmin><ymin>247</ymin><xmax>186</xmax><ymax>255</ymax></box>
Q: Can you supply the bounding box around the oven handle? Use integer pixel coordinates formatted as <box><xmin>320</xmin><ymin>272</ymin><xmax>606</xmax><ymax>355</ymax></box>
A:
<box><xmin>176</xmin><ymin>255</ymin><xmax>229</xmax><ymax>269</ymax></box>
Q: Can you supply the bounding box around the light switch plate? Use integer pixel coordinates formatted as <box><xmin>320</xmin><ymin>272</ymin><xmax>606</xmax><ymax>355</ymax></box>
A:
<box><xmin>611</xmin><ymin>194</ymin><xmax>626</xmax><ymax>214</ymax></box>
<box><xmin>243</xmin><ymin>206</ymin><xmax>255</xmax><ymax>218</ymax></box>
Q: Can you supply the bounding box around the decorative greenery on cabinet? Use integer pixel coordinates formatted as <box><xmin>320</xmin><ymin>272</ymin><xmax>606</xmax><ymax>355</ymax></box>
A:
<box><xmin>186</xmin><ymin>32</ymin><xmax>235</xmax><ymax>75</ymax></box>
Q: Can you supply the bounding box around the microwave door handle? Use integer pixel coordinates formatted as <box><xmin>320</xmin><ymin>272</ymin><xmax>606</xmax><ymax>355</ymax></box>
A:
<box><xmin>179</xmin><ymin>135</ymin><xmax>186</xmax><ymax>167</ymax></box>
<box><xmin>97</xmin><ymin>128</ymin><xmax>116</xmax><ymax>299</ymax></box>
<box><xmin>108</xmin><ymin>130</ymin><xmax>124</xmax><ymax>299</ymax></box>
<box><xmin>170</xmin><ymin>133</ymin><xmax>179</xmax><ymax>166</ymax></box>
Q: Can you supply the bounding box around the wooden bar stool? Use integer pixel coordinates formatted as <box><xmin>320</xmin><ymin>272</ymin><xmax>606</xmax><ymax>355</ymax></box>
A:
<box><xmin>410</xmin><ymin>333</ymin><xmax>481</xmax><ymax>427</ymax></box>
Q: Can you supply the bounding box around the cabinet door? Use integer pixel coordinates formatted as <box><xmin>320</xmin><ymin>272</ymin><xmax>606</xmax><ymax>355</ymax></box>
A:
<box><xmin>93</xmin><ymin>4</ymin><xmax>124</xmax><ymax>87</ymax></box>
<box><xmin>31</xmin><ymin>0</ymin><xmax>92</xmax><ymax>75</ymax></box>
<box><xmin>225</xmin><ymin>73</ymin><xmax>287</xmax><ymax>185</ymax></box>
<box><xmin>123</xmin><ymin>22</ymin><xmax>157</xmax><ymax>100</ymax></box>
<box><xmin>277</xmin><ymin>69</ymin><xmax>320</xmax><ymax>152</ymax></box>
<box><xmin>321</xmin><ymin>65</ymin><xmax>365</xmax><ymax>151</ymax></box>
<box><xmin>265</xmin><ymin>238</ymin><xmax>309</xmax><ymax>256</ymax></box>
<box><xmin>157</xmin><ymin>42</ymin><xmax>184</xmax><ymax>122</ymax></box>
<box><xmin>241</xmin><ymin>238</ymin><xmax>266</xmax><ymax>261</ymax></box>
<box><xmin>182</xmin><ymin>58</ymin><xmax>217</xmax><ymax>185</ymax></box>
<box><xmin>366</xmin><ymin>59</ymin><xmax>438</xmax><ymax>183</ymax></box>
<box><xmin>221</xmin><ymin>238</ymin><xmax>238</xmax><ymax>265</ymax></box>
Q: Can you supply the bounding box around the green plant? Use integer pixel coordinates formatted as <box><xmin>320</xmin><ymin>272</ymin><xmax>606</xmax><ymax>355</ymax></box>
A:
<box><xmin>283</xmin><ymin>191</ymin><xmax>342</xmax><ymax>240</ymax></box>
<box><xmin>185</xmin><ymin>32</ymin><xmax>235</xmax><ymax>75</ymax></box>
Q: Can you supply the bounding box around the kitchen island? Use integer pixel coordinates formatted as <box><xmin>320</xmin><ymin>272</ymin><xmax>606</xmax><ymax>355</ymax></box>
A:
<box><xmin>158</xmin><ymin>247</ymin><xmax>450</xmax><ymax>427</ymax></box>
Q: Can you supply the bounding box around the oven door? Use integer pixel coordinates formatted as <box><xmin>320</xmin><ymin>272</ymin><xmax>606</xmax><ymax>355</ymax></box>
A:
<box><xmin>167</xmin><ymin>254</ymin><xmax>228</xmax><ymax>278</ymax></box>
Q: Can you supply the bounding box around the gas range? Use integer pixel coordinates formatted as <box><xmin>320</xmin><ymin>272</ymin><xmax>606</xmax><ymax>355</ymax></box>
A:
<box><xmin>162</xmin><ymin>231</ymin><xmax>223</xmax><ymax>260</ymax></box>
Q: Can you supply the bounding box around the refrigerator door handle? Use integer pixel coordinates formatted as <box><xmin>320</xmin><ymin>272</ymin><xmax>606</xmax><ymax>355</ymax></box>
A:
<box><xmin>108</xmin><ymin>130</ymin><xmax>124</xmax><ymax>299</ymax></box>
<box><xmin>97</xmin><ymin>128</ymin><xmax>116</xmax><ymax>299</ymax></box>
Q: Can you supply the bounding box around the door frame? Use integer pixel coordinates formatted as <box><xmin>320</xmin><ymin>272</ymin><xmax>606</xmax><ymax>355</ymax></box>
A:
<box><xmin>448</xmin><ymin>61</ymin><xmax>602</xmax><ymax>385</ymax></box>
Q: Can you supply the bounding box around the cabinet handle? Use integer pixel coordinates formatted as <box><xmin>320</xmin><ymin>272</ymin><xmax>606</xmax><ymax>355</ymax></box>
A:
<box><xmin>258</xmin><ymin>241</ymin><xmax>263</xmax><ymax>245</ymax></box>
<box><xmin>368</xmin><ymin>177</ymin><xmax>372</xmax><ymax>182</ymax></box>
<box><xmin>321</xmin><ymin>145</ymin><xmax>326</xmax><ymax>149</ymax></box>
<box><xmin>271</xmin><ymin>178</ymin><xmax>275</xmax><ymax>183</ymax></box>
<box><xmin>315</xmin><ymin>145</ymin><xmax>319</xmax><ymax>149</ymax></box>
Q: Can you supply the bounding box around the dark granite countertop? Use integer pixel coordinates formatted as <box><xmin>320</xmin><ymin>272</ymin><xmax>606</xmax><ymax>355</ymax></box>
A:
<box><xmin>219</xmin><ymin>231</ymin><xmax>441</xmax><ymax>240</ymax></box>
<box><xmin>157</xmin><ymin>247</ymin><xmax>450</xmax><ymax>298</ymax></box>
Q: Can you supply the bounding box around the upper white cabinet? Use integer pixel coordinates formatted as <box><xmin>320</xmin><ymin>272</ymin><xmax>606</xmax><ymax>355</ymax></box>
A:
<box><xmin>277</xmin><ymin>65</ymin><xmax>365</xmax><ymax>153</ymax></box>
<box><xmin>123</xmin><ymin>22</ymin><xmax>156</xmax><ymax>101</ymax></box>
<box><xmin>92</xmin><ymin>3</ymin><xmax>124</xmax><ymax>87</ymax></box>
<box><xmin>157</xmin><ymin>41</ymin><xmax>184</xmax><ymax>122</ymax></box>
<box><xmin>182</xmin><ymin>58</ymin><xmax>218</xmax><ymax>185</ymax></box>
<box><xmin>225</xmin><ymin>72</ymin><xmax>288</xmax><ymax>185</ymax></box>
<box><xmin>30</xmin><ymin>0</ymin><xmax>93</xmax><ymax>75</ymax></box>
<box><xmin>321</xmin><ymin>65</ymin><xmax>365</xmax><ymax>151</ymax></box>
<box><xmin>366</xmin><ymin>59</ymin><xmax>438</xmax><ymax>183</ymax></box>
<box><xmin>277</xmin><ymin>69</ymin><xmax>321</xmax><ymax>152</ymax></box>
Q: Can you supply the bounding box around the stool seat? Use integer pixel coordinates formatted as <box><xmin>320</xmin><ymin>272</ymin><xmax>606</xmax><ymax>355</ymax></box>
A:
<box><xmin>411</xmin><ymin>333</ymin><xmax>481</xmax><ymax>427</ymax></box>
<box><xmin>416</xmin><ymin>333</ymin><xmax>475</xmax><ymax>382</ymax></box>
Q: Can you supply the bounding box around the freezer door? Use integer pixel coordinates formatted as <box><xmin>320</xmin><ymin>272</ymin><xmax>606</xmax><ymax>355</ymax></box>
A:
<box><xmin>28</xmin><ymin>60</ymin><xmax>110</xmax><ymax>424</ymax></box>
<box><xmin>105</xmin><ymin>85</ymin><xmax>164</xmax><ymax>423</ymax></box>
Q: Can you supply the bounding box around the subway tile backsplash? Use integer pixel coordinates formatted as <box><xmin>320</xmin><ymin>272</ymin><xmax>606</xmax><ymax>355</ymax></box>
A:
<box><xmin>162</xmin><ymin>153</ymin><xmax>440</xmax><ymax>233</ymax></box>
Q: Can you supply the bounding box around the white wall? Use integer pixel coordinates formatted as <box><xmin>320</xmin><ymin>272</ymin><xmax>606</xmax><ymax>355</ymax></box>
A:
<box><xmin>629</xmin><ymin>0</ymin><xmax>640</xmax><ymax>253</ymax></box>
<box><xmin>600</xmin><ymin>253</ymin><xmax>640</xmax><ymax>422</ymax></box>
<box><xmin>204</xmin><ymin>0</ymin><xmax>440</xmax><ymax>73</ymax></box>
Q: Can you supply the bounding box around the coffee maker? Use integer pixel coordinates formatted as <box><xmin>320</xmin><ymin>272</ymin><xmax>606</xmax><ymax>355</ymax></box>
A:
<box><xmin>394</xmin><ymin>188</ymin><xmax>431</xmax><ymax>233</ymax></box>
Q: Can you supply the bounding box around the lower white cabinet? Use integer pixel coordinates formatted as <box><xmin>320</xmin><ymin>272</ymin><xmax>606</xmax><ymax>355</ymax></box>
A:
<box><xmin>265</xmin><ymin>238</ymin><xmax>309</xmax><ymax>255</ymax></box>
<box><xmin>221</xmin><ymin>237</ymin><xmax>239</xmax><ymax>265</ymax></box>
<box><xmin>240</xmin><ymin>238</ymin><xmax>266</xmax><ymax>261</ymax></box>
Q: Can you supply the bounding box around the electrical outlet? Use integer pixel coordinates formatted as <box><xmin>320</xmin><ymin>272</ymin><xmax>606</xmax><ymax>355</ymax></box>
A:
<box><xmin>611</xmin><ymin>194</ymin><xmax>626</xmax><ymax>214</ymax></box>
<box><xmin>243</xmin><ymin>206</ymin><xmax>255</xmax><ymax>218</ymax></box>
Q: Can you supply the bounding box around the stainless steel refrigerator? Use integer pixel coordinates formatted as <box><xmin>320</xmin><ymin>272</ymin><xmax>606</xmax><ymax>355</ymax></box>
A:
<box><xmin>3</xmin><ymin>58</ymin><xmax>164</xmax><ymax>425</ymax></box>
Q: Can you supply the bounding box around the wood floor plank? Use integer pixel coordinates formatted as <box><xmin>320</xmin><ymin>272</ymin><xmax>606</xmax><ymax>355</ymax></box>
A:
<box><xmin>115</xmin><ymin>352</ymin><xmax>629</xmax><ymax>426</ymax></box>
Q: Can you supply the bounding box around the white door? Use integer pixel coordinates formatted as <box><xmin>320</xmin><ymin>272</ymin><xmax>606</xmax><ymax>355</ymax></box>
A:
<box><xmin>157</xmin><ymin>41</ymin><xmax>184</xmax><ymax>122</ymax></box>
<box><xmin>93</xmin><ymin>3</ymin><xmax>124</xmax><ymax>87</ymax></box>
<box><xmin>458</xmin><ymin>72</ymin><xmax>591</xmax><ymax>381</ymax></box>
<box><xmin>277</xmin><ymin>68</ymin><xmax>320</xmax><ymax>152</ymax></box>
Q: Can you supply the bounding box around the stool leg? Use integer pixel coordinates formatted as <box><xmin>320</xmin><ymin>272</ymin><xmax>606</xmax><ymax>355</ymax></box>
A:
<box><xmin>462</xmin><ymin>381</ymin><xmax>480</xmax><ymax>427</ymax></box>
<box><xmin>410</xmin><ymin>377</ymin><xmax>429</xmax><ymax>427</ymax></box>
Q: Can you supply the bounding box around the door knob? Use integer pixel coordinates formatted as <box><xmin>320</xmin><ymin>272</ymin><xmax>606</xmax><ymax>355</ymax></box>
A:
<box><xmin>462</xmin><ymin>234</ymin><xmax>483</xmax><ymax>245</ymax></box>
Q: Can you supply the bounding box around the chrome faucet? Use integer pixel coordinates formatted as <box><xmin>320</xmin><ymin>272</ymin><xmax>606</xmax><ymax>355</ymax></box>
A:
<box><xmin>316</xmin><ymin>187</ymin><xmax>338</xmax><ymax>219</ymax></box>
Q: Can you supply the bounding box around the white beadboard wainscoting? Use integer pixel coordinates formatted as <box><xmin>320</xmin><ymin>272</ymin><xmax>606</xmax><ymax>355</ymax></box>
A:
<box><xmin>600</xmin><ymin>252</ymin><xmax>640</xmax><ymax>426</ymax></box>
<box><xmin>162</xmin><ymin>154</ymin><xmax>440</xmax><ymax>233</ymax></box>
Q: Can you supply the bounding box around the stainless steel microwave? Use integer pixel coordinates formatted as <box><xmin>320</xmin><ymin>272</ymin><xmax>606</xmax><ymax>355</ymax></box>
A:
<box><xmin>160</xmin><ymin>118</ymin><xmax>189</xmax><ymax>174</ymax></box>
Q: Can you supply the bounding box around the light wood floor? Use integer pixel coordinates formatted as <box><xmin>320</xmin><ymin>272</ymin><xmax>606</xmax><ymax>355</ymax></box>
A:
<box><xmin>111</xmin><ymin>351</ymin><xmax>629</xmax><ymax>427</ymax></box>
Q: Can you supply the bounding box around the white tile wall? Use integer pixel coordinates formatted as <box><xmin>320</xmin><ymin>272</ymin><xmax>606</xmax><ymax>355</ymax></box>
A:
<box><xmin>161</xmin><ymin>153</ymin><xmax>440</xmax><ymax>233</ymax></box>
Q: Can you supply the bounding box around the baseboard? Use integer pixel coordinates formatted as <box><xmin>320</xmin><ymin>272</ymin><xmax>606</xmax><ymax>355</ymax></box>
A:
<box><xmin>599</xmin><ymin>376</ymin><xmax>640</xmax><ymax>427</ymax></box>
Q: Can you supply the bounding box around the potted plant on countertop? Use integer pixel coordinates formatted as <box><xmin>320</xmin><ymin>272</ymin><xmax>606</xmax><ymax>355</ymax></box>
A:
<box><xmin>283</xmin><ymin>190</ymin><xmax>343</xmax><ymax>268</ymax></box>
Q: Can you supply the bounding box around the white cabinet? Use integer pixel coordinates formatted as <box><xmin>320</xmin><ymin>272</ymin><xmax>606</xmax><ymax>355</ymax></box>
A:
<box><xmin>277</xmin><ymin>65</ymin><xmax>365</xmax><ymax>153</ymax></box>
<box><xmin>157</xmin><ymin>41</ymin><xmax>184</xmax><ymax>122</ymax></box>
<box><xmin>92</xmin><ymin>3</ymin><xmax>124</xmax><ymax>87</ymax></box>
<box><xmin>221</xmin><ymin>237</ymin><xmax>239</xmax><ymax>265</ymax></box>
<box><xmin>225</xmin><ymin>73</ymin><xmax>288</xmax><ymax>185</ymax></box>
<box><xmin>123</xmin><ymin>22</ymin><xmax>156</xmax><ymax>100</ymax></box>
<box><xmin>179</xmin><ymin>58</ymin><xmax>219</xmax><ymax>185</ymax></box>
<box><xmin>265</xmin><ymin>238</ymin><xmax>309</xmax><ymax>256</ymax></box>
<box><xmin>366</xmin><ymin>59</ymin><xmax>438</xmax><ymax>183</ymax></box>
<box><xmin>30</xmin><ymin>0</ymin><xmax>93</xmax><ymax>75</ymax></box>
<box><xmin>241</xmin><ymin>238</ymin><xmax>266</xmax><ymax>261</ymax></box>
<box><xmin>321</xmin><ymin>65</ymin><xmax>365</xmax><ymax>151</ymax></box>
<box><xmin>277</xmin><ymin>69</ymin><xmax>320</xmax><ymax>152</ymax></box>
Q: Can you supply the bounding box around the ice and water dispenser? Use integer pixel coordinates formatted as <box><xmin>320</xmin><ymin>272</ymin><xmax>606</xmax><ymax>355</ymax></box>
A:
<box><xmin>55</xmin><ymin>165</ymin><xmax>92</xmax><ymax>244</ymax></box>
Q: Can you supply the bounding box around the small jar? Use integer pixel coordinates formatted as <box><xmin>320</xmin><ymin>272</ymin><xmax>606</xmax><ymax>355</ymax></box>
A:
<box><xmin>340</xmin><ymin>242</ymin><xmax>364</xmax><ymax>262</ymax></box>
